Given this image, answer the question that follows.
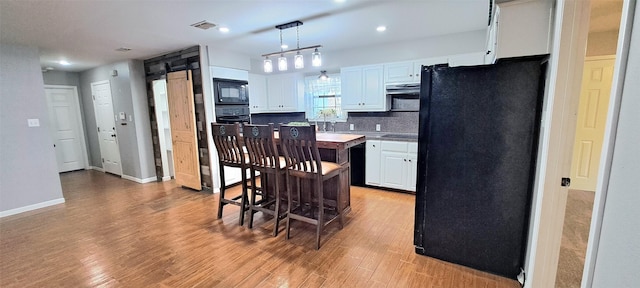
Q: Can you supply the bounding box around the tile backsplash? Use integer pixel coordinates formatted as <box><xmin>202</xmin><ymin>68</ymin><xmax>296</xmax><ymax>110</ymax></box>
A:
<box><xmin>251</xmin><ymin>111</ymin><xmax>418</xmax><ymax>134</ymax></box>
<box><xmin>335</xmin><ymin>111</ymin><xmax>419</xmax><ymax>133</ymax></box>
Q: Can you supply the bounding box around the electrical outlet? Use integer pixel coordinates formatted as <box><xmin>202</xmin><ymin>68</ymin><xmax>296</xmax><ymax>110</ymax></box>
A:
<box><xmin>349</xmin><ymin>124</ymin><xmax>354</xmax><ymax>131</ymax></box>
<box><xmin>376</xmin><ymin>124</ymin><xmax>381</xmax><ymax>131</ymax></box>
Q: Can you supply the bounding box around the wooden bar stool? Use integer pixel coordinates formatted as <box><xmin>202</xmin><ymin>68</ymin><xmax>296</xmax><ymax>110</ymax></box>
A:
<box><xmin>279</xmin><ymin>124</ymin><xmax>344</xmax><ymax>249</ymax></box>
<box><xmin>242</xmin><ymin>124</ymin><xmax>288</xmax><ymax>236</ymax></box>
<box><xmin>211</xmin><ymin>123</ymin><xmax>250</xmax><ymax>226</ymax></box>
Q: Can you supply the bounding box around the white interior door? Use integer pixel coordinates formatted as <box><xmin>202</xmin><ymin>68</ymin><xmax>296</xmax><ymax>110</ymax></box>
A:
<box><xmin>570</xmin><ymin>57</ymin><xmax>615</xmax><ymax>191</ymax></box>
<box><xmin>44</xmin><ymin>85</ymin><xmax>88</xmax><ymax>172</ymax></box>
<box><xmin>91</xmin><ymin>80</ymin><xmax>122</xmax><ymax>176</ymax></box>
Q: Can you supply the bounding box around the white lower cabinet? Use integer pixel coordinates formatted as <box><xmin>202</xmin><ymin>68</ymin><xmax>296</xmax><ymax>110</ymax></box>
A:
<box><xmin>366</xmin><ymin>140</ymin><xmax>417</xmax><ymax>192</ymax></box>
<box><xmin>365</xmin><ymin>140</ymin><xmax>381</xmax><ymax>185</ymax></box>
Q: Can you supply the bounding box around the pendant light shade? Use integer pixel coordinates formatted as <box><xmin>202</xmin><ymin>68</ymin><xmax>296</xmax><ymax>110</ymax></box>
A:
<box><xmin>263</xmin><ymin>57</ymin><xmax>273</xmax><ymax>73</ymax></box>
<box><xmin>294</xmin><ymin>52</ymin><xmax>304</xmax><ymax>69</ymax></box>
<box><xmin>278</xmin><ymin>55</ymin><xmax>288</xmax><ymax>71</ymax></box>
<box><xmin>312</xmin><ymin>48</ymin><xmax>322</xmax><ymax>67</ymax></box>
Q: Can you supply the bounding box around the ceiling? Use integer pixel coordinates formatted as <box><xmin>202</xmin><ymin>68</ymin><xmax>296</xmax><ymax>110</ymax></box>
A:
<box><xmin>0</xmin><ymin>0</ymin><xmax>491</xmax><ymax>72</ymax></box>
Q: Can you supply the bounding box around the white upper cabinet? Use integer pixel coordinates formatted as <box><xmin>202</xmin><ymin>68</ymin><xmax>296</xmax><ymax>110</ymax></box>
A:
<box><xmin>492</xmin><ymin>0</ymin><xmax>554</xmax><ymax>59</ymax></box>
<box><xmin>384</xmin><ymin>57</ymin><xmax>449</xmax><ymax>84</ymax></box>
<box><xmin>384</xmin><ymin>61</ymin><xmax>416</xmax><ymax>83</ymax></box>
<box><xmin>248</xmin><ymin>73</ymin><xmax>268</xmax><ymax>113</ymax></box>
<box><xmin>448</xmin><ymin>52</ymin><xmax>487</xmax><ymax>67</ymax></box>
<box><xmin>341</xmin><ymin>64</ymin><xmax>389</xmax><ymax>112</ymax></box>
<box><xmin>266</xmin><ymin>73</ymin><xmax>301</xmax><ymax>112</ymax></box>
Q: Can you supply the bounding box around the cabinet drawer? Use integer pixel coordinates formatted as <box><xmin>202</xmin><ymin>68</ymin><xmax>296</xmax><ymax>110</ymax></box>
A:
<box><xmin>381</xmin><ymin>141</ymin><xmax>407</xmax><ymax>152</ymax></box>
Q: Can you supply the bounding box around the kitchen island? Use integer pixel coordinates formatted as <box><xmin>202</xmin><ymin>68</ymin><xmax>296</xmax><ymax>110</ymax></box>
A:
<box><xmin>274</xmin><ymin>131</ymin><xmax>366</xmax><ymax>216</ymax></box>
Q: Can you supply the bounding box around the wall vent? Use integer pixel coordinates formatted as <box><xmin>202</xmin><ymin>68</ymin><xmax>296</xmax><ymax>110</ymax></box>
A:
<box><xmin>191</xmin><ymin>21</ymin><xmax>216</xmax><ymax>30</ymax></box>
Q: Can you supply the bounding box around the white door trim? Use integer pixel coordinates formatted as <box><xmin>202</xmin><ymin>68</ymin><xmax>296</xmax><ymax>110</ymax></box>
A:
<box><xmin>44</xmin><ymin>84</ymin><xmax>89</xmax><ymax>170</ymax></box>
<box><xmin>582</xmin><ymin>1</ymin><xmax>636</xmax><ymax>287</ymax></box>
<box><xmin>525</xmin><ymin>0</ymin><xmax>592</xmax><ymax>287</ymax></box>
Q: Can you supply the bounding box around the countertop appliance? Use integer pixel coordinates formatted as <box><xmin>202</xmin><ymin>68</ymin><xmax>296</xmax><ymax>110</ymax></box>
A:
<box><xmin>414</xmin><ymin>56</ymin><xmax>548</xmax><ymax>279</ymax></box>
<box><xmin>213</xmin><ymin>78</ymin><xmax>249</xmax><ymax>105</ymax></box>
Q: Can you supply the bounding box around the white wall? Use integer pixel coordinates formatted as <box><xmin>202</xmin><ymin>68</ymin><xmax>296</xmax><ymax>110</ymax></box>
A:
<box><xmin>128</xmin><ymin>60</ymin><xmax>156</xmax><ymax>180</ymax></box>
<box><xmin>79</xmin><ymin>60</ymin><xmax>156</xmax><ymax>181</ymax></box>
<box><xmin>591</xmin><ymin>2</ymin><xmax>640</xmax><ymax>286</ymax></box>
<box><xmin>0</xmin><ymin>43</ymin><xmax>65</xmax><ymax>215</ymax></box>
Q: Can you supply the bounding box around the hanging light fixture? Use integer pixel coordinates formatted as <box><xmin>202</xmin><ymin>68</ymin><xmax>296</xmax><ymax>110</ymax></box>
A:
<box><xmin>263</xmin><ymin>57</ymin><xmax>273</xmax><ymax>73</ymax></box>
<box><xmin>318</xmin><ymin>70</ymin><xmax>329</xmax><ymax>80</ymax></box>
<box><xmin>277</xmin><ymin>29</ymin><xmax>287</xmax><ymax>71</ymax></box>
<box><xmin>294</xmin><ymin>25</ymin><xmax>304</xmax><ymax>69</ymax></box>
<box><xmin>312</xmin><ymin>48</ymin><xmax>322</xmax><ymax>67</ymax></box>
<box><xmin>262</xmin><ymin>20</ymin><xmax>322</xmax><ymax>73</ymax></box>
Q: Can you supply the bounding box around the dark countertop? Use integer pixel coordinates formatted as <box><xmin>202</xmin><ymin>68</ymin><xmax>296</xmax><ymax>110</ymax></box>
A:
<box><xmin>320</xmin><ymin>131</ymin><xmax>418</xmax><ymax>142</ymax></box>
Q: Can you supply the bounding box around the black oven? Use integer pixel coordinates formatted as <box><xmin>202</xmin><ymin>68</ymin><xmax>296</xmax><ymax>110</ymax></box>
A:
<box><xmin>215</xmin><ymin>105</ymin><xmax>250</xmax><ymax>125</ymax></box>
<box><xmin>213</xmin><ymin>78</ymin><xmax>249</xmax><ymax>105</ymax></box>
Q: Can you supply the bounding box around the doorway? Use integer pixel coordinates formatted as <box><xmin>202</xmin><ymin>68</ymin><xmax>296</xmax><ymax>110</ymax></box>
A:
<box><xmin>91</xmin><ymin>80</ymin><xmax>123</xmax><ymax>176</ymax></box>
<box><xmin>152</xmin><ymin>79</ymin><xmax>175</xmax><ymax>181</ymax></box>
<box><xmin>44</xmin><ymin>85</ymin><xmax>89</xmax><ymax>172</ymax></box>
<box><xmin>555</xmin><ymin>1</ymin><xmax>622</xmax><ymax>287</ymax></box>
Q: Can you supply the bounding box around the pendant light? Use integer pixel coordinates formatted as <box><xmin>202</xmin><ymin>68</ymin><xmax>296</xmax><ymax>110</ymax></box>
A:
<box><xmin>277</xmin><ymin>29</ymin><xmax>287</xmax><ymax>71</ymax></box>
<box><xmin>312</xmin><ymin>48</ymin><xmax>322</xmax><ymax>67</ymax></box>
<box><xmin>318</xmin><ymin>70</ymin><xmax>329</xmax><ymax>80</ymax></box>
<box><xmin>294</xmin><ymin>25</ymin><xmax>304</xmax><ymax>69</ymax></box>
<box><xmin>263</xmin><ymin>57</ymin><xmax>273</xmax><ymax>73</ymax></box>
<box><xmin>261</xmin><ymin>20</ymin><xmax>322</xmax><ymax>73</ymax></box>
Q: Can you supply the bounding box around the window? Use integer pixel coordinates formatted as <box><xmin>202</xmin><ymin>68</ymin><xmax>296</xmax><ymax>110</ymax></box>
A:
<box><xmin>304</xmin><ymin>73</ymin><xmax>344</xmax><ymax>122</ymax></box>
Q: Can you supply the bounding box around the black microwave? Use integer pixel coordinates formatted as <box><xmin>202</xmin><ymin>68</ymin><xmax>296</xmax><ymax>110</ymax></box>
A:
<box><xmin>212</xmin><ymin>78</ymin><xmax>249</xmax><ymax>105</ymax></box>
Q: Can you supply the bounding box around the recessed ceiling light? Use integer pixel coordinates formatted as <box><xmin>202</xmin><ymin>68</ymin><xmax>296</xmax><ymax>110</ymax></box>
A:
<box><xmin>219</xmin><ymin>27</ymin><xmax>230</xmax><ymax>33</ymax></box>
<box><xmin>59</xmin><ymin>60</ymin><xmax>70</xmax><ymax>66</ymax></box>
<box><xmin>376</xmin><ymin>26</ymin><xmax>387</xmax><ymax>32</ymax></box>
<box><xmin>334</xmin><ymin>0</ymin><xmax>346</xmax><ymax>3</ymax></box>
<box><xmin>281</xmin><ymin>44</ymin><xmax>289</xmax><ymax>49</ymax></box>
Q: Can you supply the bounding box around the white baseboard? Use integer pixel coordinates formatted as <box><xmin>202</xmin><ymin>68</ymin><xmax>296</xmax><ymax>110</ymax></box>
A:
<box><xmin>0</xmin><ymin>198</ymin><xmax>66</xmax><ymax>218</ymax></box>
<box><xmin>161</xmin><ymin>176</ymin><xmax>172</xmax><ymax>182</ymax></box>
<box><xmin>121</xmin><ymin>174</ymin><xmax>157</xmax><ymax>184</ymax></box>
<box><xmin>89</xmin><ymin>166</ymin><xmax>104</xmax><ymax>172</ymax></box>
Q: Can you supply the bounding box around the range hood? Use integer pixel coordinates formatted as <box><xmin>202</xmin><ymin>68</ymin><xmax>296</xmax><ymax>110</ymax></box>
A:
<box><xmin>386</xmin><ymin>83</ymin><xmax>420</xmax><ymax>96</ymax></box>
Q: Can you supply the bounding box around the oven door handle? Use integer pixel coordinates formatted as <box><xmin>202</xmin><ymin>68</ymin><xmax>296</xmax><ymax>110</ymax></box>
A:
<box><xmin>217</xmin><ymin>116</ymin><xmax>250</xmax><ymax>122</ymax></box>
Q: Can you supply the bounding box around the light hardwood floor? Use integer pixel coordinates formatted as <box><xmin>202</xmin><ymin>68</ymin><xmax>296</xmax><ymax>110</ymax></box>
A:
<box><xmin>0</xmin><ymin>170</ymin><xmax>519</xmax><ymax>287</ymax></box>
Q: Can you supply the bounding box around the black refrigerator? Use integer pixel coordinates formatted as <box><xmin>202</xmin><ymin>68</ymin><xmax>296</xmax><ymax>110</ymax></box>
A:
<box><xmin>414</xmin><ymin>56</ymin><xmax>548</xmax><ymax>279</ymax></box>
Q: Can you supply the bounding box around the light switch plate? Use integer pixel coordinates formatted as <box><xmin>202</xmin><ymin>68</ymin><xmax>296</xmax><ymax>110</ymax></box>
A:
<box><xmin>350</xmin><ymin>124</ymin><xmax>354</xmax><ymax>131</ymax></box>
<box><xmin>27</xmin><ymin>118</ymin><xmax>40</xmax><ymax>127</ymax></box>
<box><xmin>376</xmin><ymin>124</ymin><xmax>381</xmax><ymax>131</ymax></box>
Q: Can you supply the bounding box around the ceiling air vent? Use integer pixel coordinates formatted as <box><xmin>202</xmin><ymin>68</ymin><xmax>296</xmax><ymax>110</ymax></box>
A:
<box><xmin>115</xmin><ymin>47</ymin><xmax>131</xmax><ymax>52</ymax></box>
<box><xmin>191</xmin><ymin>21</ymin><xmax>216</xmax><ymax>30</ymax></box>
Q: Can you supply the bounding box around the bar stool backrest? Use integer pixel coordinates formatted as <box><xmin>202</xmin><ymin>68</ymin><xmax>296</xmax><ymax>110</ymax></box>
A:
<box><xmin>211</xmin><ymin>123</ymin><xmax>244</xmax><ymax>167</ymax></box>
<box><xmin>279</xmin><ymin>125</ymin><xmax>322</xmax><ymax>175</ymax></box>
<box><xmin>242</xmin><ymin>124</ymin><xmax>280</xmax><ymax>169</ymax></box>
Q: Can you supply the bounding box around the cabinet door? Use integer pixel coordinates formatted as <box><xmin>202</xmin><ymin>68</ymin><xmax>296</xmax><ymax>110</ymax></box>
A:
<box><xmin>406</xmin><ymin>153</ymin><xmax>418</xmax><ymax>192</ymax></box>
<box><xmin>448</xmin><ymin>52</ymin><xmax>486</xmax><ymax>67</ymax></box>
<box><xmin>361</xmin><ymin>65</ymin><xmax>385</xmax><ymax>110</ymax></box>
<box><xmin>384</xmin><ymin>62</ymin><xmax>415</xmax><ymax>83</ymax></box>
<box><xmin>380</xmin><ymin>150</ymin><xmax>408</xmax><ymax>190</ymax></box>
<box><xmin>341</xmin><ymin>67</ymin><xmax>363</xmax><ymax>110</ymax></box>
<box><xmin>365</xmin><ymin>140</ymin><xmax>381</xmax><ymax>185</ymax></box>
<box><xmin>248</xmin><ymin>74</ymin><xmax>268</xmax><ymax>113</ymax></box>
<box><xmin>266</xmin><ymin>75</ymin><xmax>284</xmax><ymax>110</ymax></box>
<box><xmin>279</xmin><ymin>74</ymin><xmax>299</xmax><ymax>112</ymax></box>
